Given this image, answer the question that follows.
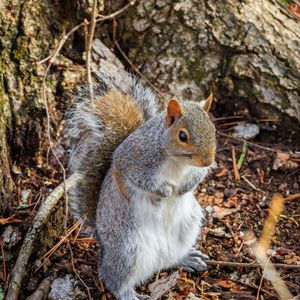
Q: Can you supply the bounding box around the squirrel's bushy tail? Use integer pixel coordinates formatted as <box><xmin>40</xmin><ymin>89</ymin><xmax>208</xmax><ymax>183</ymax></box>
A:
<box><xmin>65</xmin><ymin>72</ymin><xmax>158</xmax><ymax>227</ymax></box>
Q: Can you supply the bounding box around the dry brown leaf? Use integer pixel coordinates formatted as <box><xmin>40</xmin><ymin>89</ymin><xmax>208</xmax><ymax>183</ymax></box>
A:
<box><xmin>213</xmin><ymin>192</ymin><xmax>224</xmax><ymax>205</ymax></box>
<box><xmin>215</xmin><ymin>279</ymin><xmax>244</xmax><ymax>290</ymax></box>
<box><xmin>288</xmin><ymin>4</ymin><xmax>300</xmax><ymax>18</ymax></box>
<box><xmin>212</xmin><ymin>206</ymin><xmax>239</xmax><ymax>219</ymax></box>
<box><xmin>283</xmin><ymin>256</ymin><xmax>300</xmax><ymax>265</ymax></box>
<box><xmin>273</xmin><ymin>152</ymin><xmax>299</xmax><ymax>171</ymax></box>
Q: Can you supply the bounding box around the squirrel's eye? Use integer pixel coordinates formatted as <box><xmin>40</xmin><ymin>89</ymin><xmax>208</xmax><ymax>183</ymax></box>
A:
<box><xmin>178</xmin><ymin>130</ymin><xmax>188</xmax><ymax>143</ymax></box>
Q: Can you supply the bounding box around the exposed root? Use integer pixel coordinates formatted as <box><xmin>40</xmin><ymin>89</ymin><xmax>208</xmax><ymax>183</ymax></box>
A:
<box><xmin>6</xmin><ymin>174</ymin><xmax>79</xmax><ymax>300</ymax></box>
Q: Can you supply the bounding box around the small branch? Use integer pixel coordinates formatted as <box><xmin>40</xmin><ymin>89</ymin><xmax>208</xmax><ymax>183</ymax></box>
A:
<box><xmin>205</xmin><ymin>260</ymin><xmax>300</xmax><ymax>270</ymax></box>
<box><xmin>242</xmin><ymin>175</ymin><xmax>260</xmax><ymax>191</ymax></box>
<box><xmin>25</xmin><ymin>276</ymin><xmax>53</xmax><ymax>300</ymax></box>
<box><xmin>231</xmin><ymin>146</ymin><xmax>240</xmax><ymax>181</ymax></box>
<box><xmin>218</xmin><ymin>131</ymin><xmax>294</xmax><ymax>155</ymax></box>
<box><xmin>251</xmin><ymin>194</ymin><xmax>293</xmax><ymax>300</ymax></box>
<box><xmin>86</xmin><ymin>0</ymin><xmax>98</xmax><ymax>99</ymax></box>
<box><xmin>115</xmin><ymin>40</ymin><xmax>165</xmax><ymax>99</ymax></box>
<box><xmin>67</xmin><ymin>241</ymin><xmax>92</xmax><ymax>300</ymax></box>
<box><xmin>6</xmin><ymin>174</ymin><xmax>79</xmax><ymax>300</ymax></box>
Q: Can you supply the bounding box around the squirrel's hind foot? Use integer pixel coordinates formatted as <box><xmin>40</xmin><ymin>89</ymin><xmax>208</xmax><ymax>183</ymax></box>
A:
<box><xmin>180</xmin><ymin>249</ymin><xmax>209</xmax><ymax>273</ymax></box>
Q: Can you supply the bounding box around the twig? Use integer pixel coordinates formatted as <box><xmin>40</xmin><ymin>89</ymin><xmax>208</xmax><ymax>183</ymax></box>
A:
<box><xmin>42</xmin><ymin>60</ymin><xmax>68</xmax><ymax>233</ymax></box>
<box><xmin>286</xmin><ymin>193</ymin><xmax>300</xmax><ymax>201</ymax></box>
<box><xmin>37</xmin><ymin>220</ymin><xmax>82</xmax><ymax>271</ymax></box>
<box><xmin>114</xmin><ymin>40</ymin><xmax>165</xmax><ymax>99</ymax></box>
<box><xmin>0</xmin><ymin>242</ymin><xmax>6</xmax><ymax>285</ymax></box>
<box><xmin>26</xmin><ymin>276</ymin><xmax>53</xmax><ymax>300</ymax></box>
<box><xmin>256</xmin><ymin>256</ymin><xmax>271</xmax><ymax>300</ymax></box>
<box><xmin>6</xmin><ymin>174</ymin><xmax>79</xmax><ymax>300</ymax></box>
<box><xmin>218</xmin><ymin>131</ymin><xmax>298</xmax><ymax>157</ymax></box>
<box><xmin>231</xmin><ymin>146</ymin><xmax>240</xmax><ymax>181</ymax></box>
<box><xmin>99</xmin><ymin>279</ymin><xmax>107</xmax><ymax>300</ymax></box>
<box><xmin>37</xmin><ymin>1</ymin><xmax>137</xmax><ymax>66</ymax></box>
<box><xmin>67</xmin><ymin>241</ymin><xmax>92</xmax><ymax>300</ymax></box>
<box><xmin>205</xmin><ymin>260</ymin><xmax>300</xmax><ymax>270</ymax></box>
<box><xmin>251</xmin><ymin>194</ymin><xmax>293</xmax><ymax>300</ymax></box>
<box><xmin>242</xmin><ymin>175</ymin><xmax>260</xmax><ymax>191</ymax></box>
<box><xmin>86</xmin><ymin>0</ymin><xmax>98</xmax><ymax>99</ymax></box>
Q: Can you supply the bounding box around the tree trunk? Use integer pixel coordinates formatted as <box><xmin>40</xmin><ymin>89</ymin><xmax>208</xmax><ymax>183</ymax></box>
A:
<box><xmin>0</xmin><ymin>0</ymin><xmax>88</xmax><ymax>214</ymax></box>
<box><xmin>116</xmin><ymin>0</ymin><xmax>300</xmax><ymax>130</ymax></box>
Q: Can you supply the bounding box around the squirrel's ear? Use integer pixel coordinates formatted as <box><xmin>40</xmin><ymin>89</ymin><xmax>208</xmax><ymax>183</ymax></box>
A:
<box><xmin>203</xmin><ymin>93</ymin><xmax>213</xmax><ymax>113</ymax></box>
<box><xmin>166</xmin><ymin>99</ymin><xmax>183</xmax><ymax>127</ymax></box>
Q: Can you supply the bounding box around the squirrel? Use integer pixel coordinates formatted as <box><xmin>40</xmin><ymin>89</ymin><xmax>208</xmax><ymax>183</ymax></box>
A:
<box><xmin>65</xmin><ymin>71</ymin><xmax>216</xmax><ymax>300</ymax></box>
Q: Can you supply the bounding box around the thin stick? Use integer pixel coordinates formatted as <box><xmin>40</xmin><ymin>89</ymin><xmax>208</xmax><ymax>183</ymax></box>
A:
<box><xmin>86</xmin><ymin>0</ymin><xmax>98</xmax><ymax>99</ymax></box>
<box><xmin>6</xmin><ymin>174</ymin><xmax>79</xmax><ymax>300</ymax></box>
<box><xmin>37</xmin><ymin>1</ymin><xmax>137</xmax><ymax>66</ymax></box>
<box><xmin>41</xmin><ymin>55</ymin><xmax>69</xmax><ymax>234</ymax></box>
<box><xmin>115</xmin><ymin>40</ymin><xmax>165</xmax><ymax>99</ymax></box>
<box><xmin>67</xmin><ymin>241</ymin><xmax>92</xmax><ymax>300</ymax></box>
<box><xmin>251</xmin><ymin>194</ymin><xmax>293</xmax><ymax>300</ymax></box>
<box><xmin>218</xmin><ymin>131</ymin><xmax>281</xmax><ymax>154</ymax></box>
<box><xmin>38</xmin><ymin>221</ymin><xmax>82</xmax><ymax>270</ymax></box>
<box><xmin>242</xmin><ymin>175</ymin><xmax>260</xmax><ymax>191</ymax></box>
<box><xmin>285</xmin><ymin>193</ymin><xmax>300</xmax><ymax>201</ymax></box>
<box><xmin>256</xmin><ymin>256</ymin><xmax>271</xmax><ymax>300</ymax></box>
<box><xmin>205</xmin><ymin>260</ymin><xmax>300</xmax><ymax>270</ymax></box>
<box><xmin>0</xmin><ymin>242</ymin><xmax>6</xmax><ymax>285</ymax></box>
<box><xmin>232</xmin><ymin>146</ymin><xmax>240</xmax><ymax>181</ymax></box>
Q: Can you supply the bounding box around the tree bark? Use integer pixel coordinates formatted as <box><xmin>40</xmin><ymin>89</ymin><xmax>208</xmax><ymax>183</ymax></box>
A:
<box><xmin>0</xmin><ymin>0</ymin><xmax>87</xmax><ymax>214</ymax></box>
<box><xmin>116</xmin><ymin>0</ymin><xmax>300</xmax><ymax>128</ymax></box>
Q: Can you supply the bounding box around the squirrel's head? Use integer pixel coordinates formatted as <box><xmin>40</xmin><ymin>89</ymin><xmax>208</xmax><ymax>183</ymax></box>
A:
<box><xmin>163</xmin><ymin>96</ymin><xmax>216</xmax><ymax>168</ymax></box>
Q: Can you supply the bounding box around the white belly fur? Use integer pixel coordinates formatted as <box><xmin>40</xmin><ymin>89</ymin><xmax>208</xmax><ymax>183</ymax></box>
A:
<box><xmin>131</xmin><ymin>191</ymin><xmax>204</xmax><ymax>287</ymax></box>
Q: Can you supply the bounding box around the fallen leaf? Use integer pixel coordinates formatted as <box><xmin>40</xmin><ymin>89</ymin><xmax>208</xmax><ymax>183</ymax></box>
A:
<box><xmin>212</xmin><ymin>206</ymin><xmax>239</xmax><ymax>219</ymax></box>
<box><xmin>213</xmin><ymin>167</ymin><xmax>227</xmax><ymax>178</ymax></box>
<box><xmin>215</xmin><ymin>279</ymin><xmax>243</xmax><ymax>290</ymax></box>
<box><xmin>273</xmin><ymin>152</ymin><xmax>299</xmax><ymax>171</ymax></box>
<box><xmin>213</xmin><ymin>192</ymin><xmax>224</xmax><ymax>205</ymax></box>
<box><xmin>288</xmin><ymin>4</ymin><xmax>300</xmax><ymax>18</ymax></box>
<box><xmin>209</xmin><ymin>227</ymin><xmax>231</xmax><ymax>238</ymax></box>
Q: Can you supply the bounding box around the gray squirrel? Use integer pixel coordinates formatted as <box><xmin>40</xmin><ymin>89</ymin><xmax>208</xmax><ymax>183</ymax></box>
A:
<box><xmin>65</xmin><ymin>71</ymin><xmax>216</xmax><ymax>300</ymax></box>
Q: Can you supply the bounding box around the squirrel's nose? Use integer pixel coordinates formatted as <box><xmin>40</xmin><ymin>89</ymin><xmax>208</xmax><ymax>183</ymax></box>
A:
<box><xmin>192</xmin><ymin>148</ymin><xmax>215</xmax><ymax>167</ymax></box>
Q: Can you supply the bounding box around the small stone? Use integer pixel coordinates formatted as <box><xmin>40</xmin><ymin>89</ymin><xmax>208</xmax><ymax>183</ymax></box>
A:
<box><xmin>48</xmin><ymin>275</ymin><xmax>86</xmax><ymax>300</ymax></box>
<box><xmin>233</xmin><ymin>123</ymin><xmax>260</xmax><ymax>139</ymax></box>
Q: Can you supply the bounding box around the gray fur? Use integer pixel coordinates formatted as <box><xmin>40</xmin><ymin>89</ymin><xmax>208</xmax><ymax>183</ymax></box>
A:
<box><xmin>65</xmin><ymin>72</ymin><xmax>158</xmax><ymax>226</ymax></box>
<box><xmin>65</xmin><ymin>71</ymin><xmax>216</xmax><ymax>299</ymax></box>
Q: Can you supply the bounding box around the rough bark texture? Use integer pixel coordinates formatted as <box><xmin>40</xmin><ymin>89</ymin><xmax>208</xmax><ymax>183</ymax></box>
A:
<box><xmin>0</xmin><ymin>0</ymin><xmax>88</xmax><ymax>214</ymax></box>
<box><xmin>116</xmin><ymin>0</ymin><xmax>300</xmax><ymax>127</ymax></box>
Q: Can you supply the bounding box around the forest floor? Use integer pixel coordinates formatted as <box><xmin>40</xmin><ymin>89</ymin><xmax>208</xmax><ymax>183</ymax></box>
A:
<box><xmin>1</xmin><ymin>117</ymin><xmax>300</xmax><ymax>300</ymax></box>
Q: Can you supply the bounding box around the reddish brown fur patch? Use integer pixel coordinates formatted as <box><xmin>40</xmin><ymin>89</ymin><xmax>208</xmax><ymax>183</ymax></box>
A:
<box><xmin>113</xmin><ymin>166</ymin><xmax>131</xmax><ymax>201</ymax></box>
<box><xmin>93</xmin><ymin>91</ymin><xmax>144</xmax><ymax>141</ymax></box>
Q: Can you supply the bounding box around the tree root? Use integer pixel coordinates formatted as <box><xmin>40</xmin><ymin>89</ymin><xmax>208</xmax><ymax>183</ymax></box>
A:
<box><xmin>6</xmin><ymin>174</ymin><xmax>79</xmax><ymax>300</ymax></box>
